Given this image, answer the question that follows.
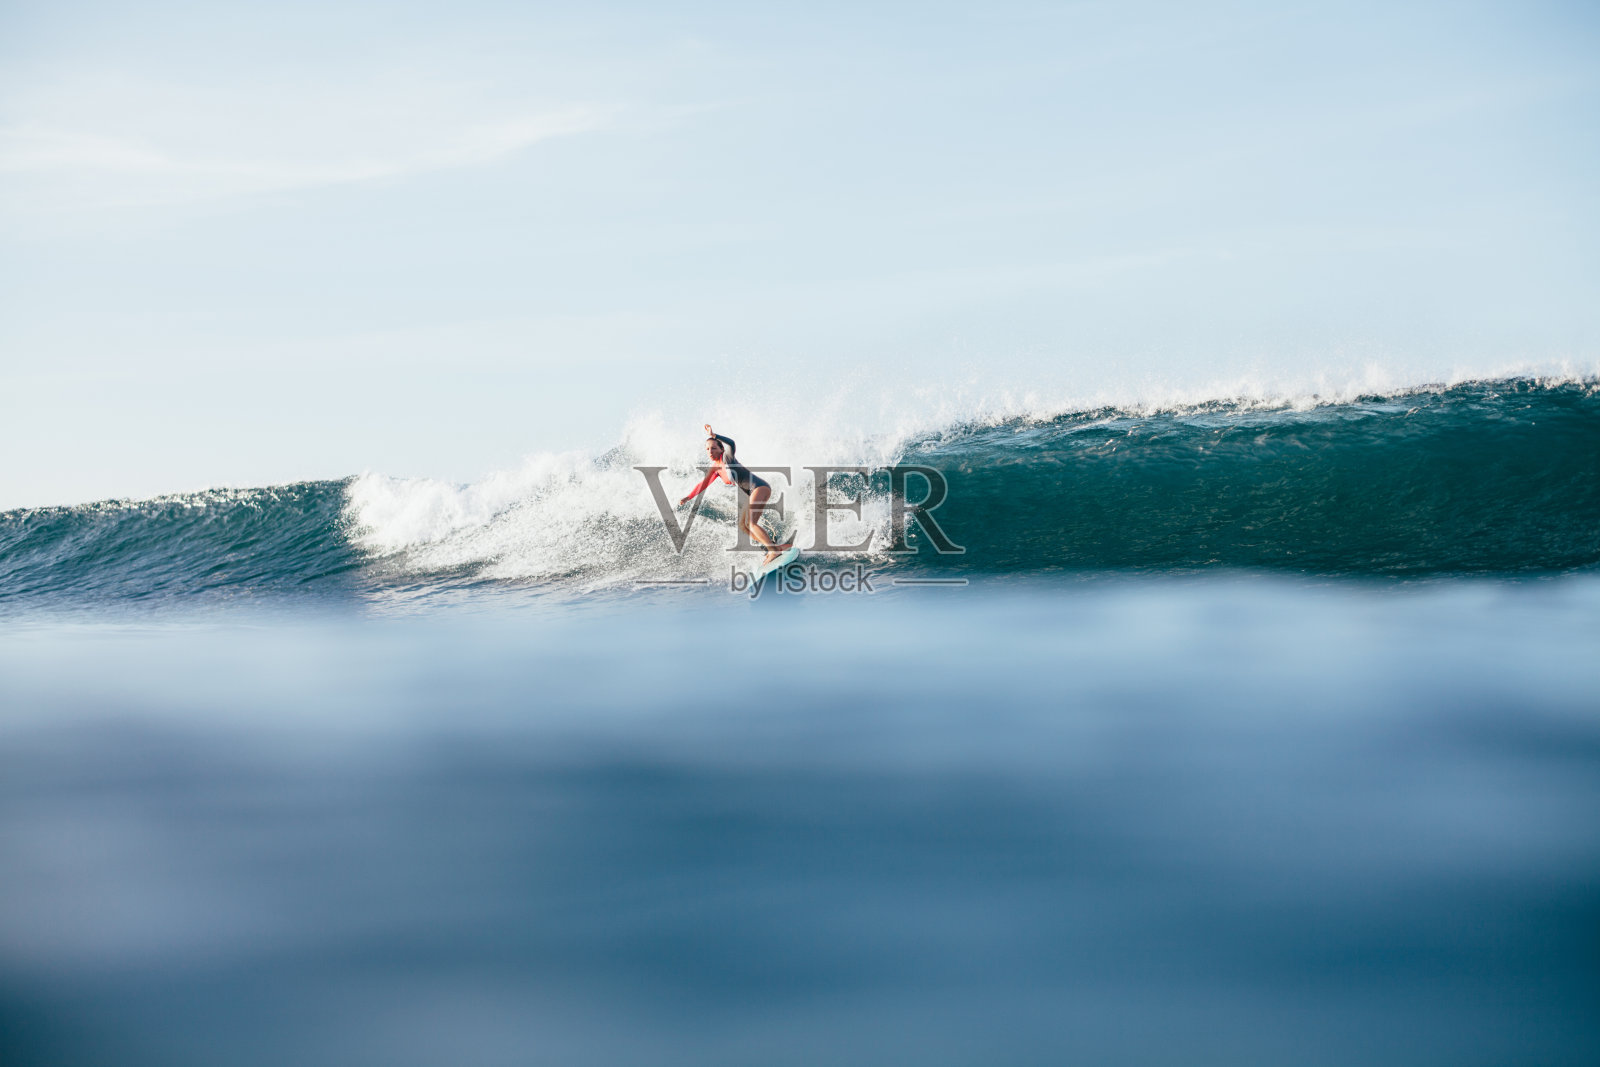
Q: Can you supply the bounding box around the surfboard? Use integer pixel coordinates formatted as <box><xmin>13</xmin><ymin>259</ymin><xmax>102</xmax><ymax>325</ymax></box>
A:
<box><xmin>755</xmin><ymin>544</ymin><xmax>800</xmax><ymax>579</ymax></box>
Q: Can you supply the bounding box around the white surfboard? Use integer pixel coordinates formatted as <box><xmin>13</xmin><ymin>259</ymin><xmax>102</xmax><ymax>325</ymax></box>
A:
<box><xmin>755</xmin><ymin>544</ymin><xmax>800</xmax><ymax>579</ymax></box>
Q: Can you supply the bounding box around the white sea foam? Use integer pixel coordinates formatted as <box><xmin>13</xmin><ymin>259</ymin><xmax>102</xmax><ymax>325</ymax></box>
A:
<box><xmin>345</xmin><ymin>405</ymin><xmax>908</xmax><ymax>588</ymax></box>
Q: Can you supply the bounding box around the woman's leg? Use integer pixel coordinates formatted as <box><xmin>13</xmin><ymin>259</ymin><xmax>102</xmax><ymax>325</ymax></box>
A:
<box><xmin>743</xmin><ymin>487</ymin><xmax>792</xmax><ymax>561</ymax></box>
<box><xmin>742</xmin><ymin>488</ymin><xmax>777</xmax><ymax>551</ymax></box>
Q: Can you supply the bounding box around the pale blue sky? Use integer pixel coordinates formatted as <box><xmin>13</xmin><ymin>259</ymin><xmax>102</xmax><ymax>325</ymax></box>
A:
<box><xmin>3</xmin><ymin>0</ymin><xmax>1597</xmax><ymax>508</ymax></box>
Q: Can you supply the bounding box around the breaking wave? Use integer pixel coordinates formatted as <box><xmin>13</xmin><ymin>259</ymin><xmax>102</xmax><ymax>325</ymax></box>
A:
<box><xmin>3</xmin><ymin>376</ymin><xmax>1597</xmax><ymax>607</ymax></box>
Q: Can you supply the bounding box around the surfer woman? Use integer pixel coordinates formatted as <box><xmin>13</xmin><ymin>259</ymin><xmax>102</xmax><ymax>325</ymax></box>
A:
<box><xmin>678</xmin><ymin>424</ymin><xmax>794</xmax><ymax>564</ymax></box>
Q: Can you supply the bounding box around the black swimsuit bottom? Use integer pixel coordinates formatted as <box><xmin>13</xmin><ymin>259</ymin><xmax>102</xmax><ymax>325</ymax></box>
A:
<box><xmin>731</xmin><ymin>464</ymin><xmax>768</xmax><ymax>495</ymax></box>
<box><xmin>716</xmin><ymin>435</ymin><xmax>768</xmax><ymax>495</ymax></box>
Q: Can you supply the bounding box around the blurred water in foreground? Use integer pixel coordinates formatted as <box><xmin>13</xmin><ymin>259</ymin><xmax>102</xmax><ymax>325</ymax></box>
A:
<box><xmin>1</xmin><ymin>578</ymin><xmax>1597</xmax><ymax>1066</ymax></box>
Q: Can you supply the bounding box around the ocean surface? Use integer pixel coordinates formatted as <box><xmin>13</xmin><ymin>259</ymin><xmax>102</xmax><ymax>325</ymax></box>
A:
<box><xmin>2</xmin><ymin>376</ymin><xmax>1598</xmax><ymax>1065</ymax></box>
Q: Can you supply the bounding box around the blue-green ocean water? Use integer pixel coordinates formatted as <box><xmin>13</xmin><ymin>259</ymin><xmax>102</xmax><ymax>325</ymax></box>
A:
<box><xmin>1</xmin><ymin>378</ymin><xmax>1597</xmax><ymax>1065</ymax></box>
<box><xmin>2</xmin><ymin>379</ymin><xmax>1596</xmax><ymax>607</ymax></box>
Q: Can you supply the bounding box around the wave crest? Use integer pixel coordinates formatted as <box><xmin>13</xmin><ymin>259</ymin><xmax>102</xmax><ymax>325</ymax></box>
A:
<box><xmin>4</xmin><ymin>374</ymin><xmax>1597</xmax><ymax>606</ymax></box>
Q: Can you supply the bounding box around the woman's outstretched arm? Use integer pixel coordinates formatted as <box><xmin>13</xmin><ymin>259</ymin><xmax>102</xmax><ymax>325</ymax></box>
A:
<box><xmin>678</xmin><ymin>467</ymin><xmax>720</xmax><ymax>506</ymax></box>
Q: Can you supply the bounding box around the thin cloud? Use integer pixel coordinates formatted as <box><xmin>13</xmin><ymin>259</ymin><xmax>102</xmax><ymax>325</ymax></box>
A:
<box><xmin>0</xmin><ymin>77</ymin><xmax>612</xmax><ymax>207</ymax></box>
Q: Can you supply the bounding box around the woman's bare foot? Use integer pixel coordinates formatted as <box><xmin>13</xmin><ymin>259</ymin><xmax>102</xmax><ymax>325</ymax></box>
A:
<box><xmin>763</xmin><ymin>542</ymin><xmax>794</xmax><ymax>564</ymax></box>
